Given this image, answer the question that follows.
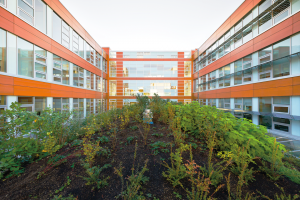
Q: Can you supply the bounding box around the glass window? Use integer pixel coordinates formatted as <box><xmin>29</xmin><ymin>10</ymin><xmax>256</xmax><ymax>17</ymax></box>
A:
<box><xmin>109</xmin><ymin>100</ymin><xmax>117</xmax><ymax>110</ymax></box>
<box><xmin>234</xmin><ymin>33</ymin><xmax>243</xmax><ymax>48</ymax></box>
<box><xmin>259</xmin><ymin>0</ymin><xmax>272</xmax><ymax>14</ymax></box>
<box><xmin>259</xmin><ymin>97</ymin><xmax>272</xmax><ymax>112</ymax></box>
<box><xmin>35</xmin><ymin>0</ymin><xmax>46</xmax><ymax>33</ymax></box>
<box><xmin>0</xmin><ymin>0</ymin><xmax>5</xmax><ymax>6</ymax></box>
<box><xmin>218</xmin><ymin>46</ymin><xmax>224</xmax><ymax>58</ymax></box>
<box><xmin>243</xmin><ymin>55</ymin><xmax>252</xmax><ymax>69</ymax></box>
<box><xmin>243</xmin><ymin>98</ymin><xmax>252</xmax><ymax>111</ymax></box>
<box><xmin>109</xmin><ymin>61</ymin><xmax>117</xmax><ymax>77</ymax></box>
<box><xmin>224</xmin><ymin>31</ymin><xmax>231</xmax><ymax>41</ymax></box>
<box><xmin>273</xmin><ymin>57</ymin><xmax>290</xmax><ymax>78</ymax></box>
<box><xmin>184</xmin><ymin>80</ymin><xmax>191</xmax><ymax>96</ymax></box>
<box><xmin>224</xmin><ymin>41</ymin><xmax>231</xmax><ymax>55</ymax></box>
<box><xmin>35</xmin><ymin>97</ymin><xmax>46</xmax><ymax>115</ymax></box>
<box><xmin>224</xmin><ymin>75</ymin><xmax>231</xmax><ymax>87</ymax></box>
<box><xmin>234</xmin><ymin>98</ymin><xmax>243</xmax><ymax>110</ymax></box>
<box><xmin>212</xmin><ymin>51</ymin><xmax>217</xmax><ymax>62</ymax></box>
<box><xmin>259</xmin><ymin>46</ymin><xmax>272</xmax><ymax>64</ymax></box>
<box><xmin>52</xmin><ymin>12</ymin><xmax>62</xmax><ymax>43</ymax></box>
<box><xmin>243</xmin><ymin>25</ymin><xmax>252</xmax><ymax>44</ymax></box>
<box><xmin>53</xmin><ymin>55</ymin><xmax>69</xmax><ymax>85</ymax></box>
<box><xmin>243</xmin><ymin>68</ymin><xmax>252</xmax><ymax>82</ymax></box>
<box><xmin>234</xmin><ymin>72</ymin><xmax>242</xmax><ymax>85</ymax></box>
<box><xmin>79</xmin><ymin>36</ymin><xmax>84</xmax><ymax>58</ymax></box>
<box><xmin>184</xmin><ymin>61</ymin><xmax>191</xmax><ymax>77</ymax></box>
<box><xmin>292</xmin><ymin>33</ymin><xmax>300</xmax><ymax>54</ymax></box>
<box><xmin>109</xmin><ymin>80</ymin><xmax>117</xmax><ymax>96</ymax></box>
<box><xmin>243</xmin><ymin>12</ymin><xmax>252</xmax><ymax>26</ymax></box>
<box><xmin>53</xmin><ymin>98</ymin><xmax>69</xmax><ymax>113</ymax></box>
<box><xmin>218</xmin><ymin>99</ymin><xmax>224</xmax><ymax>108</ymax></box>
<box><xmin>34</xmin><ymin>46</ymin><xmax>47</xmax><ymax>79</ymax></box>
<box><xmin>292</xmin><ymin>0</ymin><xmax>300</xmax><ymax>14</ymax></box>
<box><xmin>259</xmin><ymin>12</ymin><xmax>272</xmax><ymax>33</ymax></box>
<box><xmin>273</xmin><ymin>96</ymin><xmax>290</xmax><ymax>114</ymax></box>
<box><xmin>259</xmin><ymin>115</ymin><xmax>272</xmax><ymax>129</ymax></box>
<box><xmin>73</xmin><ymin>65</ymin><xmax>84</xmax><ymax>87</ymax></box>
<box><xmin>96</xmin><ymin>76</ymin><xmax>101</xmax><ymax>92</ymax></box>
<box><xmin>18</xmin><ymin>96</ymin><xmax>33</xmax><ymax>111</ymax></box>
<box><xmin>273</xmin><ymin>38</ymin><xmax>290</xmax><ymax>60</ymax></box>
<box><xmin>18</xmin><ymin>0</ymin><xmax>34</xmax><ymax>24</ymax></box>
<box><xmin>86</xmin><ymin>71</ymin><xmax>91</xmax><ymax>89</ymax></box>
<box><xmin>234</xmin><ymin>59</ymin><xmax>243</xmax><ymax>72</ymax></box>
<box><xmin>62</xmin><ymin>20</ymin><xmax>70</xmax><ymax>49</ymax></box>
<box><xmin>0</xmin><ymin>29</ymin><xmax>6</xmax><ymax>73</ymax></box>
<box><xmin>224</xmin><ymin>99</ymin><xmax>231</xmax><ymax>109</ymax></box>
<box><xmin>18</xmin><ymin>38</ymin><xmax>34</xmax><ymax>78</ymax></box>
<box><xmin>273</xmin><ymin>117</ymin><xmax>290</xmax><ymax>132</ymax></box>
<box><xmin>235</xmin><ymin>20</ymin><xmax>243</xmax><ymax>32</ymax></box>
<box><xmin>273</xmin><ymin>0</ymin><xmax>290</xmax><ymax>24</ymax></box>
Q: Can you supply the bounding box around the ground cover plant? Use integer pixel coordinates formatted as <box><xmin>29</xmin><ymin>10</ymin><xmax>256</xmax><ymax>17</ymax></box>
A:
<box><xmin>0</xmin><ymin>96</ymin><xmax>300</xmax><ymax>199</ymax></box>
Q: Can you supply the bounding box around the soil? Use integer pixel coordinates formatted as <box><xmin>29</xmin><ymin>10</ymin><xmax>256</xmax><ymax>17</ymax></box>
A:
<box><xmin>0</xmin><ymin>121</ymin><xmax>300</xmax><ymax>200</ymax></box>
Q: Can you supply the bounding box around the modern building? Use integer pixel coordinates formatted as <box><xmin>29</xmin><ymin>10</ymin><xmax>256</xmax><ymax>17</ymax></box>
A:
<box><xmin>192</xmin><ymin>0</ymin><xmax>300</xmax><ymax>139</ymax></box>
<box><xmin>0</xmin><ymin>0</ymin><xmax>300</xmax><ymax>140</ymax></box>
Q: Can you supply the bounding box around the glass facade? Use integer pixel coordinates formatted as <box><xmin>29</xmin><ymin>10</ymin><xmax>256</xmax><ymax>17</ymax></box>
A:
<box><xmin>123</xmin><ymin>80</ymin><xmax>177</xmax><ymax>96</ymax></box>
<box><xmin>0</xmin><ymin>29</ymin><xmax>6</xmax><ymax>73</ymax></box>
<box><xmin>123</xmin><ymin>61</ymin><xmax>177</xmax><ymax>77</ymax></box>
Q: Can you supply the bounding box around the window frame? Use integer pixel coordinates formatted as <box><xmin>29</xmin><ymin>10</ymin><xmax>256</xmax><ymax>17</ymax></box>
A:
<box><xmin>272</xmin><ymin>0</ymin><xmax>291</xmax><ymax>25</ymax></box>
<box><xmin>34</xmin><ymin>45</ymin><xmax>47</xmax><ymax>80</ymax></box>
<box><xmin>0</xmin><ymin>0</ymin><xmax>6</xmax><ymax>8</ymax></box>
<box><xmin>109</xmin><ymin>99</ymin><xmax>117</xmax><ymax>110</ymax></box>
<box><xmin>17</xmin><ymin>0</ymin><xmax>34</xmax><ymax>25</ymax></box>
<box><xmin>272</xmin><ymin>117</ymin><xmax>291</xmax><ymax>133</ymax></box>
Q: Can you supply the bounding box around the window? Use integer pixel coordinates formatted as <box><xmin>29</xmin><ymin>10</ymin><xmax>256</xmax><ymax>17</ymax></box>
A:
<box><xmin>184</xmin><ymin>80</ymin><xmax>191</xmax><ymax>96</ymax></box>
<box><xmin>259</xmin><ymin>115</ymin><xmax>272</xmax><ymax>129</ymax></box>
<box><xmin>224</xmin><ymin>99</ymin><xmax>231</xmax><ymax>109</ymax></box>
<box><xmin>259</xmin><ymin>46</ymin><xmax>272</xmax><ymax>64</ymax></box>
<box><xmin>273</xmin><ymin>96</ymin><xmax>290</xmax><ymax>114</ymax></box>
<box><xmin>109</xmin><ymin>61</ymin><xmax>117</xmax><ymax>77</ymax></box>
<box><xmin>95</xmin><ymin>99</ymin><xmax>102</xmax><ymax>114</ymax></box>
<box><xmin>224</xmin><ymin>41</ymin><xmax>231</xmax><ymax>55</ymax></box>
<box><xmin>73</xmin><ymin>98</ymin><xmax>84</xmax><ymax>118</ymax></box>
<box><xmin>103</xmin><ymin>79</ymin><xmax>106</xmax><ymax>92</ymax></box>
<box><xmin>18</xmin><ymin>97</ymin><xmax>46</xmax><ymax>114</ymax></box>
<box><xmin>243</xmin><ymin>98</ymin><xmax>252</xmax><ymax>111</ymax></box>
<box><xmin>218</xmin><ymin>36</ymin><xmax>224</xmax><ymax>45</ymax></box>
<box><xmin>18</xmin><ymin>38</ymin><xmax>34</xmax><ymax>78</ymax></box>
<box><xmin>234</xmin><ymin>33</ymin><xmax>243</xmax><ymax>49</ymax></box>
<box><xmin>86</xmin><ymin>43</ymin><xmax>94</xmax><ymax>65</ymax></box>
<box><xmin>96</xmin><ymin>53</ymin><xmax>101</xmax><ymax>69</ymax></box>
<box><xmin>273</xmin><ymin>117</ymin><xmax>290</xmax><ymax>132</ymax></box>
<box><xmin>109</xmin><ymin>80</ymin><xmax>117</xmax><ymax>96</ymax></box>
<box><xmin>273</xmin><ymin>38</ymin><xmax>290</xmax><ymax>60</ymax></box>
<box><xmin>235</xmin><ymin>20</ymin><xmax>243</xmax><ymax>33</ymax></box>
<box><xmin>86</xmin><ymin>71</ymin><xmax>95</xmax><ymax>89</ymax></box>
<box><xmin>224</xmin><ymin>31</ymin><xmax>231</xmax><ymax>41</ymax></box>
<box><xmin>234</xmin><ymin>98</ymin><xmax>243</xmax><ymax>110</ymax></box>
<box><xmin>200</xmin><ymin>99</ymin><xmax>206</xmax><ymax>106</ymax></box>
<box><xmin>259</xmin><ymin>63</ymin><xmax>272</xmax><ymax>79</ymax></box>
<box><xmin>53</xmin><ymin>55</ymin><xmax>70</xmax><ymax>85</ymax></box>
<box><xmin>72</xmin><ymin>31</ymin><xmax>84</xmax><ymax>58</ymax></box>
<box><xmin>53</xmin><ymin>98</ymin><xmax>69</xmax><ymax>113</ymax></box>
<box><xmin>259</xmin><ymin>97</ymin><xmax>272</xmax><ymax>112</ymax></box>
<box><xmin>184</xmin><ymin>61</ymin><xmax>191</xmax><ymax>77</ymax></box>
<box><xmin>292</xmin><ymin>33</ymin><xmax>300</xmax><ymax>54</ymax></box>
<box><xmin>52</xmin><ymin>12</ymin><xmax>62</xmax><ymax>43</ymax></box>
<box><xmin>218</xmin><ymin>46</ymin><xmax>224</xmax><ymax>58</ymax></box>
<box><xmin>212</xmin><ymin>51</ymin><xmax>217</xmax><ymax>62</ymax></box>
<box><xmin>259</xmin><ymin>12</ymin><xmax>272</xmax><ymax>33</ymax></box>
<box><xmin>273</xmin><ymin>57</ymin><xmax>290</xmax><ymax>78</ymax></box>
<box><xmin>243</xmin><ymin>12</ymin><xmax>253</xmax><ymax>26</ymax></box>
<box><xmin>34</xmin><ymin>46</ymin><xmax>47</xmax><ymax>79</ymax></box>
<box><xmin>109</xmin><ymin>100</ymin><xmax>117</xmax><ymax>110</ymax></box>
<box><xmin>18</xmin><ymin>0</ymin><xmax>34</xmax><ymax>24</ymax></box>
<box><xmin>259</xmin><ymin>0</ymin><xmax>272</xmax><ymax>14</ymax></box>
<box><xmin>292</xmin><ymin>0</ymin><xmax>300</xmax><ymax>14</ymax></box>
<box><xmin>0</xmin><ymin>29</ymin><xmax>6</xmax><ymax>73</ymax></box>
<box><xmin>35</xmin><ymin>0</ymin><xmax>46</xmax><ymax>33</ymax></box>
<box><xmin>62</xmin><ymin>21</ymin><xmax>70</xmax><ymax>49</ymax></box>
<box><xmin>243</xmin><ymin>25</ymin><xmax>252</xmax><ymax>44</ymax></box>
<box><xmin>218</xmin><ymin>99</ymin><xmax>224</xmax><ymax>108</ymax></box>
<box><xmin>234</xmin><ymin>56</ymin><xmax>253</xmax><ymax>85</ymax></box>
<box><xmin>0</xmin><ymin>96</ymin><xmax>6</xmax><ymax>118</ymax></box>
<box><xmin>273</xmin><ymin>0</ymin><xmax>290</xmax><ymax>24</ymax></box>
<box><xmin>0</xmin><ymin>0</ymin><xmax>6</xmax><ymax>7</ymax></box>
<box><xmin>86</xmin><ymin>99</ymin><xmax>94</xmax><ymax>116</ymax></box>
<box><xmin>102</xmin><ymin>99</ymin><xmax>106</xmax><ymax>112</ymax></box>
<box><xmin>73</xmin><ymin>65</ymin><xmax>84</xmax><ymax>87</ymax></box>
<box><xmin>184</xmin><ymin>99</ymin><xmax>192</xmax><ymax>105</ymax></box>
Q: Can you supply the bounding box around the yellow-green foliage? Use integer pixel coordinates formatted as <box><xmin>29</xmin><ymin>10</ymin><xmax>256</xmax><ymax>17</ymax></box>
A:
<box><xmin>42</xmin><ymin>132</ymin><xmax>61</xmax><ymax>156</ymax></box>
<box><xmin>82</xmin><ymin>124</ymin><xmax>101</xmax><ymax>167</ymax></box>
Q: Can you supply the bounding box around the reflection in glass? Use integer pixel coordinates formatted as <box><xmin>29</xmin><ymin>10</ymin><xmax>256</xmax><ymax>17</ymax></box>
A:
<box><xmin>35</xmin><ymin>0</ymin><xmax>47</xmax><ymax>33</ymax></box>
<box><xmin>18</xmin><ymin>38</ymin><xmax>34</xmax><ymax>77</ymax></box>
<box><xmin>53</xmin><ymin>12</ymin><xmax>62</xmax><ymax>43</ymax></box>
<box><xmin>0</xmin><ymin>29</ymin><xmax>6</xmax><ymax>72</ymax></box>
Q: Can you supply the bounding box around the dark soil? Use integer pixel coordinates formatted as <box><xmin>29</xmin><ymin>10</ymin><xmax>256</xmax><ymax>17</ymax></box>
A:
<box><xmin>1</xmin><ymin>121</ymin><xmax>300</xmax><ymax>200</ymax></box>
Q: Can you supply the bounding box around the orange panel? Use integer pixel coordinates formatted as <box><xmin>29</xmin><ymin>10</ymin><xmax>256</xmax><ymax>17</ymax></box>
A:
<box><xmin>253</xmin><ymin>78</ymin><xmax>292</xmax><ymax>90</ymax></box>
<box><xmin>0</xmin><ymin>84</ymin><xmax>14</xmax><ymax>95</ymax></box>
<box><xmin>293</xmin><ymin>85</ymin><xmax>300</xmax><ymax>95</ymax></box>
<box><xmin>14</xmin><ymin>86</ymin><xmax>51</xmax><ymax>97</ymax></box>
<box><xmin>0</xmin><ymin>75</ymin><xmax>13</xmax><ymax>85</ymax></box>
<box><xmin>254</xmin><ymin>86</ymin><xmax>292</xmax><ymax>97</ymax></box>
<box><xmin>293</xmin><ymin>76</ymin><xmax>300</xmax><ymax>86</ymax></box>
<box><xmin>14</xmin><ymin>78</ymin><xmax>51</xmax><ymax>89</ymax></box>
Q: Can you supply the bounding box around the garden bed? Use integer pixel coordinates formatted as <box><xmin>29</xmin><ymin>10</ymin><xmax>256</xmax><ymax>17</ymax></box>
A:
<box><xmin>1</xmin><ymin>120</ymin><xmax>300</xmax><ymax>200</ymax></box>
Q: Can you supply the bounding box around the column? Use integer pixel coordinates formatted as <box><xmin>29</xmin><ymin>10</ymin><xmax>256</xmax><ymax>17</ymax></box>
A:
<box><xmin>252</xmin><ymin>97</ymin><xmax>259</xmax><ymax>125</ymax></box>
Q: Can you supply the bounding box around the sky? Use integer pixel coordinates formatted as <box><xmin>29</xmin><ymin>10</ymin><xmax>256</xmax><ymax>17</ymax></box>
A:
<box><xmin>59</xmin><ymin>0</ymin><xmax>245</xmax><ymax>51</ymax></box>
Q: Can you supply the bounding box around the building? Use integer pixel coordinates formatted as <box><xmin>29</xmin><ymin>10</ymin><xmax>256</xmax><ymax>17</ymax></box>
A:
<box><xmin>107</xmin><ymin>50</ymin><xmax>192</xmax><ymax>109</ymax></box>
<box><xmin>0</xmin><ymin>0</ymin><xmax>300</xmax><ymax>140</ymax></box>
<box><xmin>192</xmin><ymin>0</ymin><xmax>300</xmax><ymax>139</ymax></box>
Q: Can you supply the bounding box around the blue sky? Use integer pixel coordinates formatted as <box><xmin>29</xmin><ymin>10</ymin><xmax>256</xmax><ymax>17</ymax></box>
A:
<box><xmin>60</xmin><ymin>0</ymin><xmax>245</xmax><ymax>51</ymax></box>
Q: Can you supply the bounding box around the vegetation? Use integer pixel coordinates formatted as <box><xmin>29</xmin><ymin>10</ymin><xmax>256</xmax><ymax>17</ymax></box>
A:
<box><xmin>0</xmin><ymin>96</ymin><xmax>300</xmax><ymax>199</ymax></box>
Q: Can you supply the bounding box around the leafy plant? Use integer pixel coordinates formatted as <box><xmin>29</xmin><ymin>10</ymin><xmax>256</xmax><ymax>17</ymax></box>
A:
<box><xmin>80</xmin><ymin>163</ymin><xmax>111</xmax><ymax>190</ymax></box>
<box><xmin>162</xmin><ymin>143</ymin><xmax>189</xmax><ymax>188</ymax></box>
<box><xmin>152</xmin><ymin>133</ymin><xmax>164</xmax><ymax>138</ymax></box>
<box><xmin>127</xmin><ymin>136</ymin><xmax>135</xmax><ymax>144</ymax></box>
<box><xmin>55</xmin><ymin>176</ymin><xmax>71</xmax><ymax>194</ymax></box>
<box><xmin>97</xmin><ymin>136</ymin><xmax>110</xmax><ymax>144</ymax></box>
<box><xmin>258</xmin><ymin>184</ymin><xmax>300</xmax><ymax>200</ymax></box>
